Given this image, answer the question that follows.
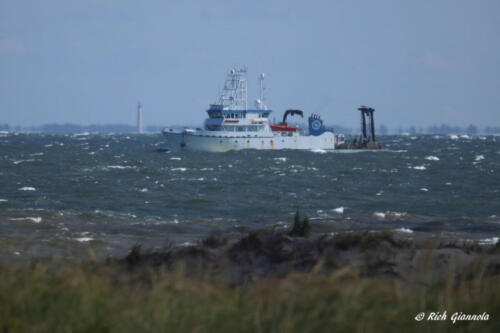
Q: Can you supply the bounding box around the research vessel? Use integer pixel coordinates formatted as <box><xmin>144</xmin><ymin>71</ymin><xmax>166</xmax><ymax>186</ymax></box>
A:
<box><xmin>162</xmin><ymin>68</ymin><xmax>338</xmax><ymax>152</ymax></box>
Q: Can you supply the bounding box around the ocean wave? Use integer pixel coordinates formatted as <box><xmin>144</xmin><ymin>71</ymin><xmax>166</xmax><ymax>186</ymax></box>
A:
<box><xmin>9</xmin><ymin>217</ymin><xmax>42</xmax><ymax>223</ymax></box>
<box><xmin>395</xmin><ymin>227</ymin><xmax>413</xmax><ymax>233</ymax></box>
<box><xmin>332</xmin><ymin>207</ymin><xmax>344</xmax><ymax>214</ymax></box>
<box><xmin>475</xmin><ymin>155</ymin><xmax>485</xmax><ymax>161</ymax></box>
<box><xmin>107</xmin><ymin>165</ymin><xmax>136</xmax><ymax>170</ymax></box>
<box><xmin>310</xmin><ymin>149</ymin><xmax>327</xmax><ymax>154</ymax></box>
<box><xmin>18</xmin><ymin>187</ymin><xmax>36</xmax><ymax>191</ymax></box>
<box><xmin>13</xmin><ymin>159</ymin><xmax>36</xmax><ymax>165</ymax></box>
<box><xmin>75</xmin><ymin>237</ymin><xmax>94</xmax><ymax>242</ymax></box>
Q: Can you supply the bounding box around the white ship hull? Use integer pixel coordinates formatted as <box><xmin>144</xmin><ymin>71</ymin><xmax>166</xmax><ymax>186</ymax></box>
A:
<box><xmin>162</xmin><ymin>130</ymin><xmax>336</xmax><ymax>152</ymax></box>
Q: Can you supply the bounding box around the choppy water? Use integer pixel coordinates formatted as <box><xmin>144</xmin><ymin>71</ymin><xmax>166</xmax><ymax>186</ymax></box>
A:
<box><xmin>1</xmin><ymin>133</ymin><xmax>499</xmax><ymax>259</ymax></box>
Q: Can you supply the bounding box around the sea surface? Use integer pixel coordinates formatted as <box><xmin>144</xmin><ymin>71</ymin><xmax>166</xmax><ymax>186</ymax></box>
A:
<box><xmin>1</xmin><ymin>132</ymin><xmax>499</xmax><ymax>260</ymax></box>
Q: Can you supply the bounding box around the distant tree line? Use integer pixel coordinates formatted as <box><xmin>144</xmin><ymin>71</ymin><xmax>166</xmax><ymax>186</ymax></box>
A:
<box><xmin>1</xmin><ymin>122</ymin><xmax>499</xmax><ymax>135</ymax></box>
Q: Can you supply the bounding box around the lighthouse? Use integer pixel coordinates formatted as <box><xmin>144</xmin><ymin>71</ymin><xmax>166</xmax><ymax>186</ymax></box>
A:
<box><xmin>137</xmin><ymin>102</ymin><xmax>143</xmax><ymax>134</ymax></box>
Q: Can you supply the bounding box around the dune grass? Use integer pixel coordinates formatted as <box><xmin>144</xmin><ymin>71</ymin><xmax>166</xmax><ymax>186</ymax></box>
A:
<box><xmin>0</xmin><ymin>258</ymin><xmax>499</xmax><ymax>333</ymax></box>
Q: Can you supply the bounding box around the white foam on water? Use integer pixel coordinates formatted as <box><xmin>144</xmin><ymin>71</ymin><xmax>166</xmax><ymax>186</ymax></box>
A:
<box><xmin>139</xmin><ymin>188</ymin><xmax>148</xmax><ymax>192</ymax></box>
<box><xmin>445</xmin><ymin>182</ymin><xmax>452</xmax><ymax>185</ymax></box>
<box><xmin>478</xmin><ymin>237</ymin><xmax>499</xmax><ymax>246</ymax></box>
<box><xmin>425</xmin><ymin>156</ymin><xmax>440</xmax><ymax>161</ymax></box>
<box><xmin>475</xmin><ymin>155</ymin><xmax>485</xmax><ymax>161</ymax></box>
<box><xmin>0</xmin><ymin>199</ymin><xmax>8</xmax><ymax>203</ymax></box>
<box><xmin>310</xmin><ymin>149</ymin><xmax>327</xmax><ymax>154</ymax></box>
<box><xmin>171</xmin><ymin>167</ymin><xmax>187</xmax><ymax>172</ymax></box>
<box><xmin>29</xmin><ymin>152</ymin><xmax>44</xmax><ymax>156</ymax></box>
<box><xmin>75</xmin><ymin>237</ymin><xmax>93</xmax><ymax>242</ymax></box>
<box><xmin>376</xmin><ymin>191</ymin><xmax>384</xmax><ymax>196</ymax></box>
<box><xmin>332</xmin><ymin>207</ymin><xmax>344</xmax><ymax>214</ymax></box>
<box><xmin>413</xmin><ymin>165</ymin><xmax>427</xmax><ymax>170</ymax></box>
<box><xmin>44</xmin><ymin>144</ymin><xmax>53</xmax><ymax>147</ymax></box>
<box><xmin>72</xmin><ymin>132</ymin><xmax>90</xmax><ymax>137</ymax></box>
<box><xmin>170</xmin><ymin>157</ymin><xmax>181</xmax><ymax>160</ymax></box>
<box><xmin>200</xmin><ymin>167</ymin><xmax>214</xmax><ymax>171</ymax></box>
<box><xmin>460</xmin><ymin>134</ymin><xmax>470</xmax><ymax>139</ymax></box>
<box><xmin>449</xmin><ymin>134</ymin><xmax>459</xmax><ymax>140</ymax></box>
<box><xmin>10</xmin><ymin>217</ymin><xmax>42</xmax><ymax>223</ymax></box>
<box><xmin>373</xmin><ymin>212</ymin><xmax>386</xmax><ymax>218</ymax></box>
<box><xmin>396</xmin><ymin>227</ymin><xmax>413</xmax><ymax>234</ymax></box>
<box><xmin>420</xmin><ymin>188</ymin><xmax>429</xmax><ymax>192</ymax></box>
<box><xmin>88</xmin><ymin>152</ymin><xmax>95</xmax><ymax>155</ymax></box>
<box><xmin>13</xmin><ymin>159</ymin><xmax>36</xmax><ymax>165</ymax></box>
<box><xmin>18</xmin><ymin>187</ymin><xmax>36</xmax><ymax>191</ymax></box>
<box><xmin>274</xmin><ymin>157</ymin><xmax>287</xmax><ymax>162</ymax></box>
<box><xmin>107</xmin><ymin>165</ymin><xmax>136</xmax><ymax>169</ymax></box>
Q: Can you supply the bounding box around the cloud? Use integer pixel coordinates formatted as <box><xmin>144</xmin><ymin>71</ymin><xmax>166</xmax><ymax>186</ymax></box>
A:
<box><xmin>0</xmin><ymin>38</ymin><xmax>25</xmax><ymax>54</ymax></box>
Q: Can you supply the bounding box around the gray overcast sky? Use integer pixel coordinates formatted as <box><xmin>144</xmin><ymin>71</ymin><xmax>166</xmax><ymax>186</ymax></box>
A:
<box><xmin>1</xmin><ymin>0</ymin><xmax>499</xmax><ymax>128</ymax></box>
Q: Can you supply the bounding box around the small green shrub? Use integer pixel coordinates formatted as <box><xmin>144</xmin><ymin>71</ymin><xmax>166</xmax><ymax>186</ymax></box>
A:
<box><xmin>289</xmin><ymin>212</ymin><xmax>311</xmax><ymax>237</ymax></box>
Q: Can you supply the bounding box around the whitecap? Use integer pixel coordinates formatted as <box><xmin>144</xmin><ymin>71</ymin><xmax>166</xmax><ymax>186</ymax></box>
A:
<box><xmin>274</xmin><ymin>157</ymin><xmax>287</xmax><ymax>162</ymax></box>
<box><xmin>107</xmin><ymin>165</ymin><xmax>136</xmax><ymax>170</ymax></box>
<box><xmin>10</xmin><ymin>217</ymin><xmax>42</xmax><ymax>223</ymax></box>
<box><xmin>139</xmin><ymin>188</ymin><xmax>149</xmax><ymax>192</ymax></box>
<box><xmin>449</xmin><ymin>135</ymin><xmax>459</xmax><ymax>140</ymax></box>
<box><xmin>0</xmin><ymin>199</ymin><xmax>8</xmax><ymax>203</ymax></box>
<box><xmin>170</xmin><ymin>157</ymin><xmax>181</xmax><ymax>160</ymax></box>
<box><xmin>29</xmin><ymin>152</ymin><xmax>44</xmax><ymax>156</ymax></box>
<box><xmin>396</xmin><ymin>227</ymin><xmax>413</xmax><ymax>234</ymax></box>
<box><xmin>171</xmin><ymin>167</ymin><xmax>187</xmax><ymax>172</ymax></box>
<box><xmin>13</xmin><ymin>159</ymin><xmax>36</xmax><ymax>165</ymax></box>
<box><xmin>425</xmin><ymin>156</ymin><xmax>440</xmax><ymax>161</ymax></box>
<box><xmin>200</xmin><ymin>167</ymin><xmax>214</xmax><ymax>171</ymax></box>
<box><xmin>445</xmin><ymin>182</ymin><xmax>452</xmax><ymax>185</ymax></box>
<box><xmin>413</xmin><ymin>166</ymin><xmax>427</xmax><ymax>170</ymax></box>
<box><xmin>373</xmin><ymin>212</ymin><xmax>386</xmax><ymax>218</ymax></box>
<box><xmin>475</xmin><ymin>155</ymin><xmax>485</xmax><ymax>161</ymax></box>
<box><xmin>376</xmin><ymin>191</ymin><xmax>384</xmax><ymax>196</ymax></box>
<box><xmin>18</xmin><ymin>187</ymin><xmax>36</xmax><ymax>191</ymax></box>
<box><xmin>332</xmin><ymin>207</ymin><xmax>344</xmax><ymax>214</ymax></box>
<box><xmin>44</xmin><ymin>144</ymin><xmax>53</xmax><ymax>147</ymax></box>
<box><xmin>72</xmin><ymin>132</ymin><xmax>89</xmax><ymax>137</ymax></box>
<box><xmin>460</xmin><ymin>134</ymin><xmax>470</xmax><ymax>139</ymax></box>
<box><xmin>390</xmin><ymin>212</ymin><xmax>407</xmax><ymax>218</ymax></box>
<box><xmin>420</xmin><ymin>188</ymin><xmax>429</xmax><ymax>192</ymax></box>
<box><xmin>75</xmin><ymin>237</ymin><xmax>93</xmax><ymax>242</ymax></box>
<box><xmin>478</xmin><ymin>237</ymin><xmax>499</xmax><ymax>245</ymax></box>
<box><xmin>310</xmin><ymin>148</ymin><xmax>327</xmax><ymax>154</ymax></box>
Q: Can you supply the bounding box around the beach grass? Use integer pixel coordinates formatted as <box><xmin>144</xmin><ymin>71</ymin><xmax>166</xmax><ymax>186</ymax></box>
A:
<box><xmin>1</xmin><ymin>256</ymin><xmax>499</xmax><ymax>332</ymax></box>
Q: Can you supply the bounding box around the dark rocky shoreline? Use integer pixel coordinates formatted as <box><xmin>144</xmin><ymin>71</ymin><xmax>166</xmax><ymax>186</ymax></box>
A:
<box><xmin>117</xmin><ymin>231</ymin><xmax>500</xmax><ymax>286</ymax></box>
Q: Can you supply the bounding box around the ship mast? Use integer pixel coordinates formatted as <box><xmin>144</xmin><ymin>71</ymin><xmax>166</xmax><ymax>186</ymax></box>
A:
<box><xmin>219</xmin><ymin>67</ymin><xmax>248</xmax><ymax>110</ymax></box>
<box><xmin>255</xmin><ymin>73</ymin><xmax>267</xmax><ymax>110</ymax></box>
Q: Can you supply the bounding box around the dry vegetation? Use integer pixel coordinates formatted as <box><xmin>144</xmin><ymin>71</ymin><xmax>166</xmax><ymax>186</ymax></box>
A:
<box><xmin>1</xmin><ymin>231</ymin><xmax>499</xmax><ymax>332</ymax></box>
